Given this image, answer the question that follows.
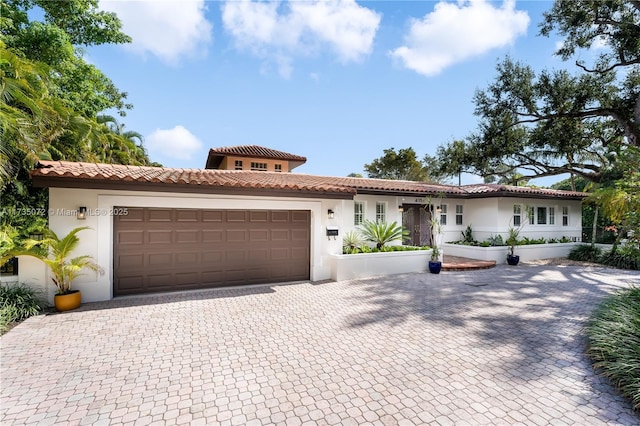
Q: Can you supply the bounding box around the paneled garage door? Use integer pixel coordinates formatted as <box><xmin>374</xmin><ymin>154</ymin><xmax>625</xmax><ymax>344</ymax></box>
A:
<box><xmin>114</xmin><ymin>208</ymin><xmax>310</xmax><ymax>296</ymax></box>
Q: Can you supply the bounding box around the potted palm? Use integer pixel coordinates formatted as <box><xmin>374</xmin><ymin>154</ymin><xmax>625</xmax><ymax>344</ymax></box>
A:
<box><xmin>16</xmin><ymin>227</ymin><xmax>102</xmax><ymax>311</ymax></box>
<box><xmin>506</xmin><ymin>225</ymin><xmax>521</xmax><ymax>265</ymax></box>
<box><xmin>428</xmin><ymin>214</ymin><xmax>443</xmax><ymax>274</ymax></box>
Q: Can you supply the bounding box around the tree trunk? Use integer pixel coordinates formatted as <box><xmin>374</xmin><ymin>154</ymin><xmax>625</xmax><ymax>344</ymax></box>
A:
<box><xmin>591</xmin><ymin>206</ymin><xmax>598</xmax><ymax>246</ymax></box>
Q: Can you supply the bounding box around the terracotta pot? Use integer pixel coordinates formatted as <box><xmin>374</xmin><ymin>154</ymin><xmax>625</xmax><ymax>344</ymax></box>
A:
<box><xmin>54</xmin><ymin>290</ymin><xmax>82</xmax><ymax>312</ymax></box>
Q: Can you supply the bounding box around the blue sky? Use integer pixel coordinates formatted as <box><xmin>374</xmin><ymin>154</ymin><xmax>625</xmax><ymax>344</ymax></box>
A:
<box><xmin>91</xmin><ymin>1</ymin><xmax>574</xmax><ymax>186</ymax></box>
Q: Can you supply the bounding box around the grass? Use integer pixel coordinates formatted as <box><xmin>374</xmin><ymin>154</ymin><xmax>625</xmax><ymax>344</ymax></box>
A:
<box><xmin>586</xmin><ymin>287</ymin><xmax>640</xmax><ymax>411</ymax></box>
<box><xmin>0</xmin><ymin>283</ymin><xmax>45</xmax><ymax>334</ymax></box>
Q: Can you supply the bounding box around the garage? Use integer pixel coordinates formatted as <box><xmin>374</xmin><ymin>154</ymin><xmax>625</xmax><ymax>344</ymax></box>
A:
<box><xmin>114</xmin><ymin>208</ymin><xmax>310</xmax><ymax>296</ymax></box>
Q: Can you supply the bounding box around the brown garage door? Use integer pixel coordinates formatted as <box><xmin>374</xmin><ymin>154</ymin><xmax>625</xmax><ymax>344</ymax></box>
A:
<box><xmin>114</xmin><ymin>208</ymin><xmax>310</xmax><ymax>296</ymax></box>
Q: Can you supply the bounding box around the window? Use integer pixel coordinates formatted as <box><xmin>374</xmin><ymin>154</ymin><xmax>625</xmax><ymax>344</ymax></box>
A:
<box><xmin>376</xmin><ymin>202</ymin><xmax>386</xmax><ymax>223</ymax></box>
<box><xmin>354</xmin><ymin>202</ymin><xmax>364</xmax><ymax>225</ymax></box>
<box><xmin>537</xmin><ymin>207</ymin><xmax>547</xmax><ymax>225</ymax></box>
<box><xmin>0</xmin><ymin>257</ymin><xmax>18</xmax><ymax>276</ymax></box>
<box><xmin>455</xmin><ymin>205</ymin><xmax>463</xmax><ymax>225</ymax></box>
<box><xmin>250</xmin><ymin>162</ymin><xmax>267</xmax><ymax>171</ymax></box>
<box><xmin>274</xmin><ymin>164</ymin><xmax>282</xmax><ymax>172</ymax></box>
<box><xmin>234</xmin><ymin>160</ymin><xmax>243</xmax><ymax>170</ymax></box>
<box><xmin>562</xmin><ymin>206</ymin><xmax>569</xmax><ymax>226</ymax></box>
<box><xmin>440</xmin><ymin>204</ymin><xmax>447</xmax><ymax>226</ymax></box>
<box><xmin>549</xmin><ymin>207</ymin><xmax>555</xmax><ymax>225</ymax></box>
<box><xmin>528</xmin><ymin>206</ymin><xmax>535</xmax><ymax>225</ymax></box>
<box><xmin>513</xmin><ymin>204</ymin><xmax>521</xmax><ymax>227</ymax></box>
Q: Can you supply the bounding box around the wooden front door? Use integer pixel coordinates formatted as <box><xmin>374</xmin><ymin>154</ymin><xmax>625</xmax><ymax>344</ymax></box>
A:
<box><xmin>402</xmin><ymin>204</ymin><xmax>432</xmax><ymax>246</ymax></box>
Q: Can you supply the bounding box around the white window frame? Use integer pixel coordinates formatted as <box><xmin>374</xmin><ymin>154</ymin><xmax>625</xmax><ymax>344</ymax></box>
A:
<box><xmin>354</xmin><ymin>202</ymin><xmax>364</xmax><ymax>226</ymax></box>
<box><xmin>455</xmin><ymin>205</ymin><xmax>463</xmax><ymax>226</ymax></box>
<box><xmin>376</xmin><ymin>202</ymin><xmax>386</xmax><ymax>223</ymax></box>
<box><xmin>528</xmin><ymin>206</ymin><xmax>535</xmax><ymax>225</ymax></box>
<box><xmin>440</xmin><ymin>204</ymin><xmax>447</xmax><ymax>226</ymax></box>
<box><xmin>549</xmin><ymin>207</ymin><xmax>555</xmax><ymax>225</ymax></box>
<box><xmin>537</xmin><ymin>207</ymin><xmax>548</xmax><ymax>225</ymax></box>
<box><xmin>513</xmin><ymin>204</ymin><xmax>521</xmax><ymax>227</ymax></box>
<box><xmin>562</xmin><ymin>206</ymin><xmax>569</xmax><ymax>226</ymax></box>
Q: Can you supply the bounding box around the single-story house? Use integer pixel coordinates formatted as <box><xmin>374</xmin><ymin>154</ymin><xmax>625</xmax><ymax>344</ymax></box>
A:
<box><xmin>6</xmin><ymin>146</ymin><xmax>586</xmax><ymax>302</ymax></box>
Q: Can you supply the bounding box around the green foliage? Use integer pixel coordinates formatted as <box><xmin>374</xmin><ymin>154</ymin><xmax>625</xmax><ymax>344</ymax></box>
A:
<box><xmin>433</xmin><ymin>1</ymin><xmax>640</xmax><ymax>184</ymax></box>
<box><xmin>568</xmin><ymin>244</ymin><xmax>602</xmax><ymax>263</ymax></box>
<box><xmin>13</xmin><ymin>227</ymin><xmax>103</xmax><ymax>294</ymax></box>
<box><xmin>359</xmin><ymin>220</ymin><xmax>409</xmax><ymax>250</ymax></box>
<box><xmin>460</xmin><ymin>225</ymin><xmax>474</xmax><ymax>243</ymax></box>
<box><xmin>586</xmin><ymin>287</ymin><xmax>640</xmax><ymax>410</ymax></box>
<box><xmin>0</xmin><ymin>283</ymin><xmax>45</xmax><ymax>333</ymax></box>
<box><xmin>342</xmin><ymin>230</ymin><xmax>364</xmax><ymax>255</ymax></box>
<box><xmin>364</xmin><ymin>147</ymin><xmax>430</xmax><ymax>181</ymax></box>
<box><xmin>519</xmin><ymin>237</ymin><xmax>547</xmax><ymax>245</ymax></box>
<box><xmin>1</xmin><ymin>0</ymin><xmax>159</xmax><ymax>240</ymax></box>
<box><xmin>599</xmin><ymin>246</ymin><xmax>640</xmax><ymax>271</ymax></box>
<box><xmin>486</xmin><ymin>234</ymin><xmax>504</xmax><ymax>246</ymax></box>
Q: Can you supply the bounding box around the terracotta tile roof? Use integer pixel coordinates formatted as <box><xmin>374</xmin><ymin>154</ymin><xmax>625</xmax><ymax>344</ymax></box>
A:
<box><xmin>208</xmin><ymin>145</ymin><xmax>307</xmax><ymax>161</ymax></box>
<box><xmin>31</xmin><ymin>161</ymin><xmax>587</xmax><ymax>200</ymax></box>
<box><xmin>461</xmin><ymin>183</ymin><xmax>586</xmax><ymax>198</ymax></box>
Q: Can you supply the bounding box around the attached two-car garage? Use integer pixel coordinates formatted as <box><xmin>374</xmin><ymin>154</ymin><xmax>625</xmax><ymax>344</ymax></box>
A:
<box><xmin>113</xmin><ymin>208</ymin><xmax>310</xmax><ymax>296</ymax></box>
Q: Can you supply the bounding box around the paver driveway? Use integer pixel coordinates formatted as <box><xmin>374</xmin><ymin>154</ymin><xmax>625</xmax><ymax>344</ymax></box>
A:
<box><xmin>1</xmin><ymin>265</ymin><xmax>639</xmax><ymax>425</ymax></box>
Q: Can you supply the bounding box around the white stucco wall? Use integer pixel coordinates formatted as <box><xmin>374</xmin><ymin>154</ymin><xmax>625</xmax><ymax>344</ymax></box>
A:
<box><xmin>43</xmin><ymin>187</ymin><xmax>350</xmax><ymax>302</ymax></box>
<box><xmin>17</xmin><ymin>187</ymin><xmax>583</xmax><ymax>302</ymax></box>
<box><xmin>439</xmin><ymin>197</ymin><xmax>583</xmax><ymax>243</ymax></box>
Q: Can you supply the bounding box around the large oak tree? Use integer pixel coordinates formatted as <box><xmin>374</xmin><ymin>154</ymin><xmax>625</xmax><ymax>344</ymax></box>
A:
<box><xmin>435</xmin><ymin>0</ymin><xmax>639</xmax><ymax>190</ymax></box>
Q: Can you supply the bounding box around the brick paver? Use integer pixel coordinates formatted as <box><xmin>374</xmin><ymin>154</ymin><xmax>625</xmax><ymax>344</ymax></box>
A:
<box><xmin>1</xmin><ymin>265</ymin><xmax>639</xmax><ymax>425</ymax></box>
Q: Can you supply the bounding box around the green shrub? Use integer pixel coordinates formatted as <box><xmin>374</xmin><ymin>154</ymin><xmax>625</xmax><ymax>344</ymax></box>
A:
<box><xmin>342</xmin><ymin>230</ymin><xmax>364</xmax><ymax>254</ymax></box>
<box><xmin>0</xmin><ymin>284</ymin><xmax>45</xmax><ymax>333</ymax></box>
<box><xmin>586</xmin><ymin>287</ymin><xmax>640</xmax><ymax>410</ymax></box>
<box><xmin>461</xmin><ymin>225</ymin><xmax>474</xmax><ymax>243</ymax></box>
<box><xmin>599</xmin><ymin>246</ymin><xmax>640</xmax><ymax>270</ymax></box>
<box><xmin>568</xmin><ymin>244</ymin><xmax>602</xmax><ymax>262</ymax></box>
<box><xmin>486</xmin><ymin>234</ymin><xmax>504</xmax><ymax>246</ymax></box>
<box><xmin>360</xmin><ymin>220</ymin><xmax>408</xmax><ymax>250</ymax></box>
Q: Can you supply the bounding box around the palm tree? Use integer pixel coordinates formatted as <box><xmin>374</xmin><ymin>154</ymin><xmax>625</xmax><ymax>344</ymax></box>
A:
<box><xmin>13</xmin><ymin>227</ymin><xmax>102</xmax><ymax>295</ymax></box>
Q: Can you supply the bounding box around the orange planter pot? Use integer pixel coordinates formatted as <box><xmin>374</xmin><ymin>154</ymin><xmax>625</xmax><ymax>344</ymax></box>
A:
<box><xmin>54</xmin><ymin>291</ymin><xmax>82</xmax><ymax>312</ymax></box>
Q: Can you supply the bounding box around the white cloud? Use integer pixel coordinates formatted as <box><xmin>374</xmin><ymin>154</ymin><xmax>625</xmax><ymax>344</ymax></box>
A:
<box><xmin>390</xmin><ymin>0</ymin><xmax>529</xmax><ymax>76</ymax></box>
<box><xmin>146</xmin><ymin>126</ymin><xmax>203</xmax><ymax>160</ymax></box>
<box><xmin>100</xmin><ymin>0</ymin><xmax>212</xmax><ymax>64</ymax></box>
<box><xmin>221</xmin><ymin>0</ymin><xmax>381</xmax><ymax>76</ymax></box>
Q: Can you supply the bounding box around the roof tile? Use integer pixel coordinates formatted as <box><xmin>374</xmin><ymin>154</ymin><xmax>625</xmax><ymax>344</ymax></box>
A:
<box><xmin>31</xmin><ymin>161</ymin><xmax>586</xmax><ymax>199</ymax></box>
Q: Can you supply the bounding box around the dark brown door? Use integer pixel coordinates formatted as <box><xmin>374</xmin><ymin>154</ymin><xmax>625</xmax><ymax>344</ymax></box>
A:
<box><xmin>402</xmin><ymin>205</ymin><xmax>432</xmax><ymax>246</ymax></box>
<box><xmin>113</xmin><ymin>208</ymin><xmax>310</xmax><ymax>296</ymax></box>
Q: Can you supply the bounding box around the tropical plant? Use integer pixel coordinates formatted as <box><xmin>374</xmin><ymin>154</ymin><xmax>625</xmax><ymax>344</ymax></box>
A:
<box><xmin>0</xmin><ymin>284</ymin><xmax>45</xmax><ymax>333</ymax></box>
<box><xmin>568</xmin><ymin>244</ymin><xmax>602</xmax><ymax>263</ymax></box>
<box><xmin>486</xmin><ymin>234</ymin><xmax>504</xmax><ymax>247</ymax></box>
<box><xmin>461</xmin><ymin>225</ymin><xmax>474</xmax><ymax>243</ymax></box>
<box><xmin>506</xmin><ymin>226</ymin><xmax>521</xmax><ymax>257</ymax></box>
<box><xmin>586</xmin><ymin>287</ymin><xmax>640</xmax><ymax>410</ymax></box>
<box><xmin>12</xmin><ymin>227</ymin><xmax>103</xmax><ymax>295</ymax></box>
<box><xmin>342</xmin><ymin>230</ymin><xmax>364</xmax><ymax>254</ymax></box>
<box><xmin>430</xmin><ymin>244</ymin><xmax>440</xmax><ymax>262</ymax></box>
<box><xmin>599</xmin><ymin>245</ymin><xmax>640</xmax><ymax>271</ymax></box>
<box><xmin>359</xmin><ymin>220</ymin><xmax>408</xmax><ymax>250</ymax></box>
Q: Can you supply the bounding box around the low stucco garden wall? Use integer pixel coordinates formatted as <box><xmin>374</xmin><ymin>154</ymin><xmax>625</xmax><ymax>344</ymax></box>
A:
<box><xmin>443</xmin><ymin>242</ymin><xmax>579</xmax><ymax>264</ymax></box>
<box><xmin>329</xmin><ymin>250</ymin><xmax>432</xmax><ymax>281</ymax></box>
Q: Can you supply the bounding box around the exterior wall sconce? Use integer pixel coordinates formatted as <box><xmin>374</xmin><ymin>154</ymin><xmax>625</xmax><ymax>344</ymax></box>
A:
<box><xmin>327</xmin><ymin>209</ymin><xmax>335</xmax><ymax>220</ymax></box>
<box><xmin>436</xmin><ymin>206</ymin><xmax>442</xmax><ymax>215</ymax></box>
<box><xmin>77</xmin><ymin>206</ymin><xmax>87</xmax><ymax>220</ymax></box>
<box><xmin>398</xmin><ymin>205</ymin><xmax>404</xmax><ymax>212</ymax></box>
